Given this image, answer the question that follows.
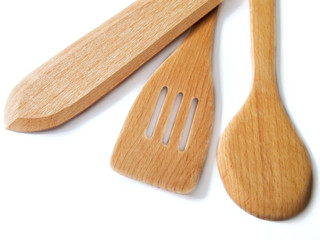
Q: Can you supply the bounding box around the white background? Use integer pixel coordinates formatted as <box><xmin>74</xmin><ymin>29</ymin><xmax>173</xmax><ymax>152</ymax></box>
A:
<box><xmin>1</xmin><ymin>0</ymin><xmax>319</xmax><ymax>239</ymax></box>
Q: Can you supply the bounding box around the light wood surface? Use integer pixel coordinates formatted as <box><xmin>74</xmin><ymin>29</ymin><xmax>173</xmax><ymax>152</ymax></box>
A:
<box><xmin>4</xmin><ymin>0</ymin><xmax>222</xmax><ymax>132</ymax></box>
<box><xmin>111</xmin><ymin>8</ymin><xmax>219</xmax><ymax>193</ymax></box>
<box><xmin>217</xmin><ymin>0</ymin><xmax>312</xmax><ymax>220</ymax></box>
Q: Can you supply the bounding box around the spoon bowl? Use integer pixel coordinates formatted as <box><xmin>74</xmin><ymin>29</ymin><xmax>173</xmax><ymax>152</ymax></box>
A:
<box><xmin>217</xmin><ymin>0</ymin><xmax>312</xmax><ymax>220</ymax></box>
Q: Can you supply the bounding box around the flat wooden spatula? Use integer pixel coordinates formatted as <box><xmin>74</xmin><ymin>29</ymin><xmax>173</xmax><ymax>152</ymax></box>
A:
<box><xmin>217</xmin><ymin>0</ymin><xmax>312</xmax><ymax>220</ymax></box>
<box><xmin>111</xmin><ymin>8</ymin><xmax>219</xmax><ymax>193</ymax></box>
<box><xmin>4</xmin><ymin>0</ymin><xmax>222</xmax><ymax>132</ymax></box>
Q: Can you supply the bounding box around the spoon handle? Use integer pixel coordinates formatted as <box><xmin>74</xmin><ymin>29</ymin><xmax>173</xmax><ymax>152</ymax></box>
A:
<box><xmin>250</xmin><ymin>0</ymin><xmax>276</xmax><ymax>89</ymax></box>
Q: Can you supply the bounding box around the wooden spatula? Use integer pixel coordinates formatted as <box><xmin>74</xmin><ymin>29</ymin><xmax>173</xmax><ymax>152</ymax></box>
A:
<box><xmin>217</xmin><ymin>0</ymin><xmax>312</xmax><ymax>220</ymax></box>
<box><xmin>111</xmin><ymin>8</ymin><xmax>219</xmax><ymax>193</ymax></box>
<box><xmin>4</xmin><ymin>0</ymin><xmax>223</xmax><ymax>132</ymax></box>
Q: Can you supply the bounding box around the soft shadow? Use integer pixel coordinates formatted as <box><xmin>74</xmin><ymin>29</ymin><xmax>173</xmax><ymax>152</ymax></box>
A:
<box><xmin>180</xmin><ymin>0</ymin><xmax>245</xmax><ymax>200</ymax></box>
<box><xmin>275</xmin><ymin>0</ymin><xmax>316</xmax><ymax>222</ymax></box>
<box><xmin>275</xmin><ymin>0</ymin><xmax>285</xmax><ymax>108</ymax></box>
<box><xmin>284</xmin><ymin>147</ymin><xmax>317</xmax><ymax>223</ymax></box>
<box><xmin>33</xmin><ymin>33</ymin><xmax>187</xmax><ymax>135</ymax></box>
<box><xmin>32</xmin><ymin>0</ymin><xmax>246</xmax><ymax>201</ymax></box>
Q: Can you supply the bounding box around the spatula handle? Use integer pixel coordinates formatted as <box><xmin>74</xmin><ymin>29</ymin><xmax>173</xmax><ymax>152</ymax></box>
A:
<box><xmin>178</xmin><ymin>9</ymin><xmax>218</xmax><ymax>63</ymax></box>
<box><xmin>250</xmin><ymin>0</ymin><xmax>276</xmax><ymax>86</ymax></box>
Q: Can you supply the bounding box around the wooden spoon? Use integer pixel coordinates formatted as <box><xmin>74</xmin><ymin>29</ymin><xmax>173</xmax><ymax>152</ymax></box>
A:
<box><xmin>111</xmin><ymin>8</ymin><xmax>219</xmax><ymax>193</ymax></box>
<box><xmin>217</xmin><ymin>0</ymin><xmax>312</xmax><ymax>220</ymax></box>
<box><xmin>4</xmin><ymin>0</ymin><xmax>223</xmax><ymax>132</ymax></box>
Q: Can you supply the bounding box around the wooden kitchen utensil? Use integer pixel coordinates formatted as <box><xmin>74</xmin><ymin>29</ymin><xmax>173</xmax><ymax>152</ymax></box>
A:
<box><xmin>217</xmin><ymin>0</ymin><xmax>312</xmax><ymax>220</ymax></box>
<box><xmin>4</xmin><ymin>0</ymin><xmax>223</xmax><ymax>132</ymax></box>
<box><xmin>111</xmin><ymin>8</ymin><xmax>219</xmax><ymax>193</ymax></box>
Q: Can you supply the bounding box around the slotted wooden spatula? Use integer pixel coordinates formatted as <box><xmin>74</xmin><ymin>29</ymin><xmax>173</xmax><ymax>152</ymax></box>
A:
<box><xmin>4</xmin><ymin>0</ymin><xmax>223</xmax><ymax>132</ymax></box>
<box><xmin>111</xmin><ymin>8</ymin><xmax>219</xmax><ymax>193</ymax></box>
<box><xmin>217</xmin><ymin>0</ymin><xmax>312</xmax><ymax>220</ymax></box>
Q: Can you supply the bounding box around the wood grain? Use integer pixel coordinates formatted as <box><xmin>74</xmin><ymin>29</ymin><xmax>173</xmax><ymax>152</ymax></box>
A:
<box><xmin>217</xmin><ymin>0</ymin><xmax>312</xmax><ymax>220</ymax></box>
<box><xmin>111</xmin><ymin>8</ymin><xmax>219</xmax><ymax>193</ymax></box>
<box><xmin>4</xmin><ymin>0</ymin><xmax>222</xmax><ymax>132</ymax></box>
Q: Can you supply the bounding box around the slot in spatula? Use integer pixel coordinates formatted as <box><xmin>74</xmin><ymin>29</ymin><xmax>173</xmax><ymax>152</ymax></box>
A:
<box><xmin>111</xmin><ymin>8</ymin><xmax>219</xmax><ymax>193</ymax></box>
